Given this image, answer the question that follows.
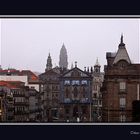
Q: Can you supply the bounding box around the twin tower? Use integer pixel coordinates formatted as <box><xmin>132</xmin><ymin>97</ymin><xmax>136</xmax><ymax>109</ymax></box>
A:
<box><xmin>45</xmin><ymin>43</ymin><xmax>68</xmax><ymax>72</ymax></box>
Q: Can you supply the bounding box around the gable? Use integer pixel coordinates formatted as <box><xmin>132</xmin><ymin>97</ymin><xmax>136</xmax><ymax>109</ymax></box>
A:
<box><xmin>63</xmin><ymin>68</ymin><xmax>90</xmax><ymax>77</ymax></box>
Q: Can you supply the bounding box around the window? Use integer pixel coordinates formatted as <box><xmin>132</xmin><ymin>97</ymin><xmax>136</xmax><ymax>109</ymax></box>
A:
<box><xmin>99</xmin><ymin>94</ymin><xmax>102</xmax><ymax>98</ymax></box>
<box><xmin>81</xmin><ymin>80</ymin><xmax>87</xmax><ymax>85</ymax></box>
<box><xmin>65</xmin><ymin>88</ymin><xmax>69</xmax><ymax>98</ymax></box>
<box><xmin>65</xmin><ymin>108</ymin><xmax>69</xmax><ymax>114</ymax></box>
<box><xmin>119</xmin><ymin>82</ymin><xmax>126</xmax><ymax>92</ymax></box>
<box><xmin>99</xmin><ymin>100</ymin><xmax>102</xmax><ymax>105</ymax></box>
<box><xmin>120</xmin><ymin>115</ymin><xmax>126</xmax><ymax>122</ymax></box>
<box><xmin>93</xmin><ymin>99</ymin><xmax>98</xmax><ymax>105</ymax></box>
<box><xmin>120</xmin><ymin>97</ymin><xmax>126</xmax><ymax>108</ymax></box>
<box><xmin>72</xmin><ymin>80</ymin><xmax>80</xmax><ymax>85</ymax></box>
<box><xmin>93</xmin><ymin>93</ymin><xmax>97</xmax><ymax>98</ymax></box>
<box><xmin>73</xmin><ymin>87</ymin><xmax>78</xmax><ymax>98</ymax></box>
<box><xmin>64</xmin><ymin>80</ymin><xmax>70</xmax><ymax>85</ymax></box>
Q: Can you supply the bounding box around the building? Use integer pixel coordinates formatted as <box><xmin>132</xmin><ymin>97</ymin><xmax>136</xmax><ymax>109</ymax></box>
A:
<box><xmin>28</xmin><ymin>88</ymin><xmax>42</xmax><ymax>121</ymax></box>
<box><xmin>0</xmin><ymin>81</ymin><xmax>29</xmax><ymax>122</ymax></box>
<box><xmin>0</xmin><ymin>75</ymin><xmax>28</xmax><ymax>86</ymax></box>
<box><xmin>0</xmin><ymin>80</ymin><xmax>43</xmax><ymax>122</ymax></box>
<box><xmin>59</xmin><ymin>43</ymin><xmax>68</xmax><ymax>69</ymax></box>
<box><xmin>0</xmin><ymin>69</ymin><xmax>40</xmax><ymax>91</ymax></box>
<box><xmin>39</xmin><ymin>53</ymin><xmax>61</xmax><ymax>122</ymax></box>
<box><xmin>60</xmin><ymin>62</ymin><xmax>92</xmax><ymax>122</ymax></box>
<box><xmin>102</xmin><ymin>35</ymin><xmax>140</xmax><ymax>122</ymax></box>
<box><xmin>0</xmin><ymin>83</ymin><xmax>9</xmax><ymax>121</ymax></box>
<box><xmin>91</xmin><ymin>59</ymin><xmax>104</xmax><ymax>122</ymax></box>
<box><xmin>6</xmin><ymin>81</ymin><xmax>29</xmax><ymax>122</ymax></box>
<box><xmin>20</xmin><ymin>70</ymin><xmax>40</xmax><ymax>92</ymax></box>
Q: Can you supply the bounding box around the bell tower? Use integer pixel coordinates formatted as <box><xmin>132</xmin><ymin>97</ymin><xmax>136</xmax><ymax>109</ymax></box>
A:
<box><xmin>45</xmin><ymin>53</ymin><xmax>52</xmax><ymax>72</ymax></box>
<box><xmin>94</xmin><ymin>58</ymin><xmax>101</xmax><ymax>74</ymax></box>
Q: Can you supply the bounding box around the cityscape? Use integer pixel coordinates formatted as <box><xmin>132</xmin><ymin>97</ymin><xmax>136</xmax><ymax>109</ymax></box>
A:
<box><xmin>0</xmin><ymin>19</ymin><xmax>140</xmax><ymax>123</ymax></box>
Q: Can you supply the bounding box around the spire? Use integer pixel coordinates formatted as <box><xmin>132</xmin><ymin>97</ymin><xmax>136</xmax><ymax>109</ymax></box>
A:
<box><xmin>95</xmin><ymin>57</ymin><xmax>100</xmax><ymax>66</ymax></box>
<box><xmin>121</xmin><ymin>34</ymin><xmax>123</xmax><ymax>44</ymax></box>
<box><xmin>113</xmin><ymin>35</ymin><xmax>131</xmax><ymax>64</ymax></box>
<box><xmin>119</xmin><ymin>33</ymin><xmax>125</xmax><ymax>48</ymax></box>
<box><xmin>94</xmin><ymin>58</ymin><xmax>101</xmax><ymax>73</ymax></box>
<box><xmin>59</xmin><ymin>43</ymin><xmax>68</xmax><ymax>69</ymax></box>
<box><xmin>45</xmin><ymin>53</ymin><xmax>52</xmax><ymax>72</ymax></box>
<box><xmin>62</xmin><ymin>43</ymin><xmax>65</xmax><ymax>48</ymax></box>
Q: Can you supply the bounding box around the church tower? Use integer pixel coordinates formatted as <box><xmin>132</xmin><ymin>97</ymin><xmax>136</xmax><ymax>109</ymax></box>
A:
<box><xmin>94</xmin><ymin>58</ymin><xmax>101</xmax><ymax>74</ymax></box>
<box><xmin>59</xmin><ymin>43</ymin><xmax>68</xmax><ymax>69</ymax></box>
<box><xmin>45</xmin><ymin>53</ymin><xmax>52</xmax><ymax>72</ymax></box>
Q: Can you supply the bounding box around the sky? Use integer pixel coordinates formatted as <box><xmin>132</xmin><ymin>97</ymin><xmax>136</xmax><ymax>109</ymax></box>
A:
<box><xmin>0</xmin><ymin>18</ymin><xmax>140</xmax><ymax>73</ymax></box>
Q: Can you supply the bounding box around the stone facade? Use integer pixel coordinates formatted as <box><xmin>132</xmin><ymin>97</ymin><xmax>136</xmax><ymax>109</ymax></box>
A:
<box><xmin>91</xmin><ymin>59</ymin><xmax>104</xmax><ymax>122</ymax></box>
<box><xmin>39</xmin><ymin>67</ymin><xmax>61</xmax><ymax>122</ymax></box>
<box><xmin>102</xmin><ymin>35</ymin><xmax>140</xmax><ymax>122</ymax></box>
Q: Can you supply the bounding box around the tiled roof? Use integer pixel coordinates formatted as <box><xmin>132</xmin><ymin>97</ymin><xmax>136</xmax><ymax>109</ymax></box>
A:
<box><xmin>0</xmin><ymin>81</ymin><xmax>24</xmax><ymax>88</ymax></box>
<box><xmin>0</xmin><ymin>69</ymin><xmax>39</xmax><ymax>82</ymax></box>
<box><xmin>20</xmin><ymin>70</ymin><xmax>39</xmax><ymax>81</ymax></box>
<box><xmin>0</xmin><ymin>69</ymin><xmax>20</xmax><ymax>74</ymax></box>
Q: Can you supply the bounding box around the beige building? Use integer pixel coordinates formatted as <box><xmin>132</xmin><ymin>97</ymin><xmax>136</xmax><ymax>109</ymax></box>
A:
<box><xmin>91</xmin><ymin>59</ymin><xmax>104</xmax><ymax>122</ymax></box>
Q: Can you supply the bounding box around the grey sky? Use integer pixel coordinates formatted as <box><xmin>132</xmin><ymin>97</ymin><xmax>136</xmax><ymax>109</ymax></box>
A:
<box><xmin>0</xmin><ymin>18</ymin><xmax>139</xmax><ymax>72</ymax></box>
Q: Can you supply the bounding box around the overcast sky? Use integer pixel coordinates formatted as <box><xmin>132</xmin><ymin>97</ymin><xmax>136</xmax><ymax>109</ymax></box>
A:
<box><xmin>0</xmin><ymin>18</ymin><xmax>139</xmax><ymax>72</ymax></box>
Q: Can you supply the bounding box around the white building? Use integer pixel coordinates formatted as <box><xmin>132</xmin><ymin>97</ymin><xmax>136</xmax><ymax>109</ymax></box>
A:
<box><xmin>0</xmin><ymin>75</ymin><xmax>28</xmax><ymax>86</ymax></box>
